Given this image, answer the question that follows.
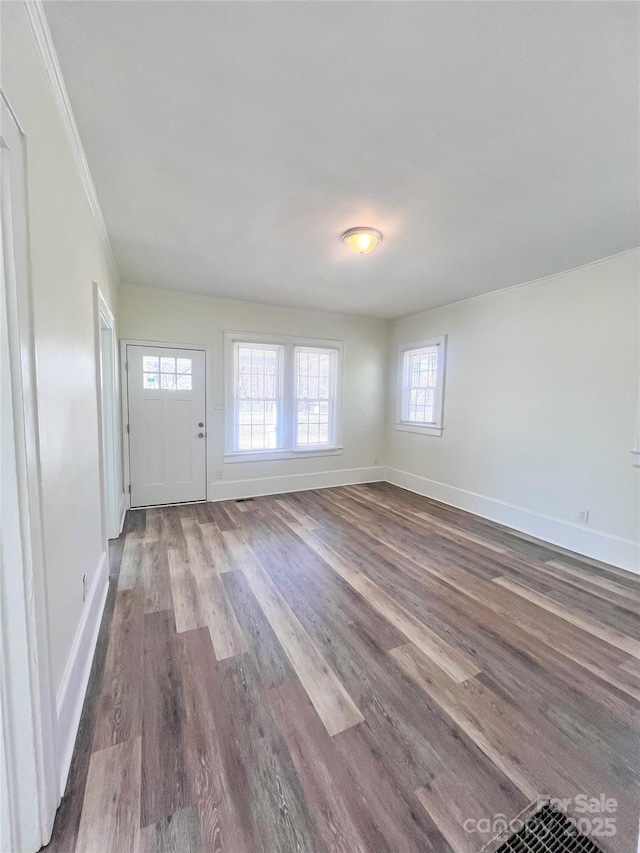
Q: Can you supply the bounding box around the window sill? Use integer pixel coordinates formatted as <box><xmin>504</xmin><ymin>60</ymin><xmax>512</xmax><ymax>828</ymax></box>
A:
<box><xmin>395</xmin><ymin>422</ymin><xmax>443</xmax><ymax>437</ymax></box>
<box><xmin>224</xmin><ymin>446</ymin><xmax>344</xmax><ymax>464</ymax></box>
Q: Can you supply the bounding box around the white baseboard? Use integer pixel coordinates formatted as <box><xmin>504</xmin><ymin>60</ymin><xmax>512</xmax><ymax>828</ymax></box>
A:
<box><xmin>118</xmin><ymin>492</ymin><xmax>129</xmax><ymax>534</ymax></box>
<box><xmin>208</xmin><ymin>466</ymin><xmax>385</xmax><ymax>502</ymax></box>
<box><xmin>384</xmin><ymin>467</ymin><xmax>640</xmax><ymax>575</ymax></box>
<box><xmin>55</xmin><ymin>551</ymin><xmax>109</xmax><ymax>794</ymax></box>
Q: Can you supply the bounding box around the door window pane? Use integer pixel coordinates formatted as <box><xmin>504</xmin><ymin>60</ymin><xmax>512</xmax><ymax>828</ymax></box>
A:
<box><xmin>144</xmin><ymin>354</ymin><xmax>194</xmax><ymax>391</ymax></box>
<box><xmin>143</xmin><ymin>356</ymin><xmax>159</xmax><ymax>372</ymax></box>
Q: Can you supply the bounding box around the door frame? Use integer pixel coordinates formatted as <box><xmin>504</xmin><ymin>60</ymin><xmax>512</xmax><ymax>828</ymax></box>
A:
<box><xmin>1</xmin><ymin>91</ymin><xmax>59</xmax><ymax>851</ymax></box>
<box><xmin>95</xmin><ymin>285</ymin><xmax>121</xmax><ymax>540</ymax></box>
<box><xmin>120</xmin><ymin>338</ymin><xmax>211</xmax><ymax>508</ymax></box>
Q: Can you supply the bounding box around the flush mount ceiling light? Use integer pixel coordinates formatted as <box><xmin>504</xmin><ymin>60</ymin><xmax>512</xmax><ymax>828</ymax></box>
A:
<box><xmin>341</xmin><ymin>227</ymin><xmax>383</xmax><ymax>255</ymax></box>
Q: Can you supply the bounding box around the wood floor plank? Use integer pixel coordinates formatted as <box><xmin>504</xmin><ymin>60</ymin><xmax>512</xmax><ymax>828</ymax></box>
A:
<box><xmin>414</xmin><ymin>511</ymin><xmax>509</xmax><ymax>554</ymax></box>
<box><xmin>415</xmin><ymin>772</ymin><xmax>495</xmax><ymax>853</ymax></box>
<box><xmin>123</xmin><ymin>508</ymin><xmax>147</xmax><ymax>535</ymax></box>
<box><xmin>181</xmin><ymin>518</ymin><xmax>247</xmax><ymax>659</ymax></box>
<box><xmin>494</xmin><ymin>576</ymin><xmax>640</xmax><ymax>658</ymax></box>
<box><xmin>199</xmin><ymin>521</ymin><xmax>236</xmax><ymax>573</ymax></box>
<box><xmin>92</xmin><ymin>589</ymin><xmax>143</xmax><ymax>750</ymax></box>
<box><xmin>269</xmin><ymin>680</ymin><xmax>391</xmax><ymax>853</ymax></box>
<box><xmin>141</xmin><ymin>610</ymin><xmax>191</xmax><ymax>827</ymax></box>
<box><xmin>331</xmin><ymin>725</ymin><xmax>457</xmax><ymax>853</ymax></box>
<box><xmin>217</xmin><ymin>654</ymin><xmax>329</xmax><ymax>853</ymax></box>
<box><xmin>139</xmin><ymin>538</ymin><xmax>173</xmax><ymax>613</ymax></box>
<box><xmin>328</xmin><ymin>517</ymin><xmax>640</xmax><ymax>700</ymax></box>
<box><xmin>518</xmin><ymin>559</ymin><xmax>640</xmax><ymax>613</ymax></box>
<box><xmin>233</xmin><ymin>514</ymin><xmax>407</xmax><ymax>654</ymax></box>
<box><xmin>344</xmin><ymin>485</ymin><xmax>507</xmax><ymax>556</ymax></box>
<box><xmin>160</xmin><ymin>506</ymin><xmax>189</xmax><ymax>551</ymax></box>
<box><xmin>178</xmin><ymin>626</ymin><xmax>272</xmax><ymax>853</ymax></box>
<box><xmin>274</xmin><ymin>497</ymin><xmax>322</xmax><ymax>529</ymax></box>
<box><xmin>204</xmin><ymin>501</ymin><xmax>239</xmax><ymax>532</ymax></box>
<box><xmin>118</xmin><ymin>533</ymin><xmax>145</xmax><ymax>590</ymax></box>
<box><xmin>167</xmin><ymin>549</ymin><xmax>206</xmax><ymax>634</ymax></box>
<box><xmin>546</xmin><ymin>559</ymin><xmax>640</xmax><ymax>603</ymax></box>
<box><xmin>144</xmin><ymin>508</ymin><xmax>164</xmax><ymax>541</ymax></box>
<box><xmin>224</xmin><ymin>529</ymin><xmax>364</xmax><ymax>736</ymax></box>
<box><xmin>76</xmin><ymin>737</ymin><xmax>141</xmax><ymax>853</ymax></box>
<box><xmin>158</xmin><ymin>807</ymin><xmax>201</xmax><ymax>853</ymax></box>
<box><xmin>389</xmin><ymin>640</ymin><xmax>638</xmax><ymax>837</ymax></box>
<box><xmin>287</xmin><ymin>523</ymin><xmax>480</xmax><ymax>683</ymax></box>
<box><xmin>620</xmin><ymin>657</ymin><xmax>640</xmax><ymax>678</ymax></box>
<box><xmin>222</xmin><ymin>569</ymin><xmax>297</xmax><ymax>691</ymax></box>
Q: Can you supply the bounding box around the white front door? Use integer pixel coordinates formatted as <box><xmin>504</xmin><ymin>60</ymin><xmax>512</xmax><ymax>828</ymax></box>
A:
<box><xmin>126</xmin><ymin>344</ymin><xmax>207</xmax><ymax>507</ymax></box>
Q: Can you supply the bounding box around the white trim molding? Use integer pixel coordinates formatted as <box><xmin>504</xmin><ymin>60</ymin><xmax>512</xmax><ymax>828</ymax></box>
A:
<box><xmin>55</xmin><ymin>552</ymin><xmax>109</xmax><ymax>793</ymax></box>
<box><xmin>209</xmin><ymin>466</ymin><xmax>385</xmax><ymax>502</ymax></box>
<box><xmin>1</xmin><ymin>91</ymin><xmax>59</xmax><ymax>850</ymax></box>
<box><xmin>384</xmin><ymin>467</ymin><xmax>640</xmax><ymax>575</ymax></box>
<box><xmin>119</xmin><ymin>492</ymin><xmax>130</xmax><ymax>535</ymax></box>
<box><xmin>22</xmin><ymin>0</ymin><xmax>120</xmax><ymax>285</ymax></box>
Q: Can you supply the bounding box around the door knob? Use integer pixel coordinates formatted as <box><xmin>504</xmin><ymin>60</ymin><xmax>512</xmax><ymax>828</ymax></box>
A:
<box><xmin>198</xmin><ymin>422</ymin><xmax>204</xmax><ymax>427</ymax></box>
<box><xmin>198</xmin><ymin>432</ymin><xmax>204</xmax><ymax>438</ymax></box>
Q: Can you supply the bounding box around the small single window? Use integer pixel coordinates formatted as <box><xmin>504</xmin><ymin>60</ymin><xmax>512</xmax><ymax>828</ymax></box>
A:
<box><xmin>397</xmin><ymin>335</ymin><xmax>446</xmax><ymax>435</ymax></box>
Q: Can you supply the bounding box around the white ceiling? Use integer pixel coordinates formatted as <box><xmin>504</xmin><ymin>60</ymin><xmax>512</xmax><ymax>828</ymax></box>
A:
<box><xmin>45</xmin><ymin>1</ymin><xmax>638</xmax><ymax>319</ymax></box>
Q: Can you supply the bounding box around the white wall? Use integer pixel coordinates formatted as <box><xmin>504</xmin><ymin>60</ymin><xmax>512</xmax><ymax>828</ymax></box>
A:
<box><xmin>387</xmin><ymin>250</ymin><xmax>640</xmax><ymax>570</ymax></box>
<box><xmin>1</xmin><ymin>1</ymin><xmax>121</xmax><ymax>788</ymax></box>
<box><xmin>118</xmin><ymin>285</ymin><xmax>387</xmax><ymax>497</ymax></box>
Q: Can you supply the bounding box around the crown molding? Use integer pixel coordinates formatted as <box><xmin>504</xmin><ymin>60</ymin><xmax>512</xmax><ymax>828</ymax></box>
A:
<box><xmin>22</xmin><ymin>0</ymin><xmax>121</xmax><ymax>285</ymax></box>
<box><xmin>392</xmin><ymin>246</ymin><xmax>640</xmax><ymax>322</ymax></box>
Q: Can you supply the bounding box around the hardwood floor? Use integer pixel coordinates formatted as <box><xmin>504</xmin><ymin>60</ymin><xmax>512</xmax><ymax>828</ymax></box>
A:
<box><xmin>44</xmin><ymin>483</ymin><xmax>640</xmax><ymax>853</ymax></box>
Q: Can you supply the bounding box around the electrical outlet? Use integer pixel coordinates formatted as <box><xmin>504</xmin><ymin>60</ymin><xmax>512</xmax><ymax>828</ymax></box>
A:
<box><xmin>578</xmin><ymin>509</ymin><xmax>589</xmax><ymax>524</ymax></box>
<box><xmin>214</xmin><ymin>401</ymin><xmax>224</xmax><ymax>410</ymax></box>
<box><xmin>215</xmin><ymin>469</ymin><xmax>223</xmax><ymax>480</ymax></box>
<box><xmin>82</xmin><ymin>573</ymin><xmax>88</xmax><ymax>602</ymax></box>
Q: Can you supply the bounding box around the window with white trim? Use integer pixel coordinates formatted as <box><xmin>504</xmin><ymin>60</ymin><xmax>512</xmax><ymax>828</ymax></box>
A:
<box><xmin>295</xmin><ymin>347</ymin><xmax>336</xmax><ymax>447</ymax></box>
<box><xmin>397</xmin><ymin>335</ymin><xmax>446</xmax><ymax>436</ymax></box>
<box><xmin>226</xmin><ymin>333</ymin><xmax>343</xmax><ymax>459</ymax></box>
<box><xmin>235</xmin><ymin>343</ymin><xmax>282</xmax><ymax>450</ymax></box>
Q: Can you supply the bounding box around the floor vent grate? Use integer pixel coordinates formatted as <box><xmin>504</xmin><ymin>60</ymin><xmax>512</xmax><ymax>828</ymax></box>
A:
<box><xmin>490</xmin><ymin>803</ymin><xmax>605</xmax><ymax>853</ymax></box>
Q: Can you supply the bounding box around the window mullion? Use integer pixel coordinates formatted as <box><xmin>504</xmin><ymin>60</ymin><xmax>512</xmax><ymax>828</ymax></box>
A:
<box><xmin>282</xmin><ymin>344</ymin><xmax>294</xmax><ymax>451</ymax></box>
<box><xmin>233</xmin><ymin>342</ymin><xmax>241</xmax><ymax>451</ymax></box>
